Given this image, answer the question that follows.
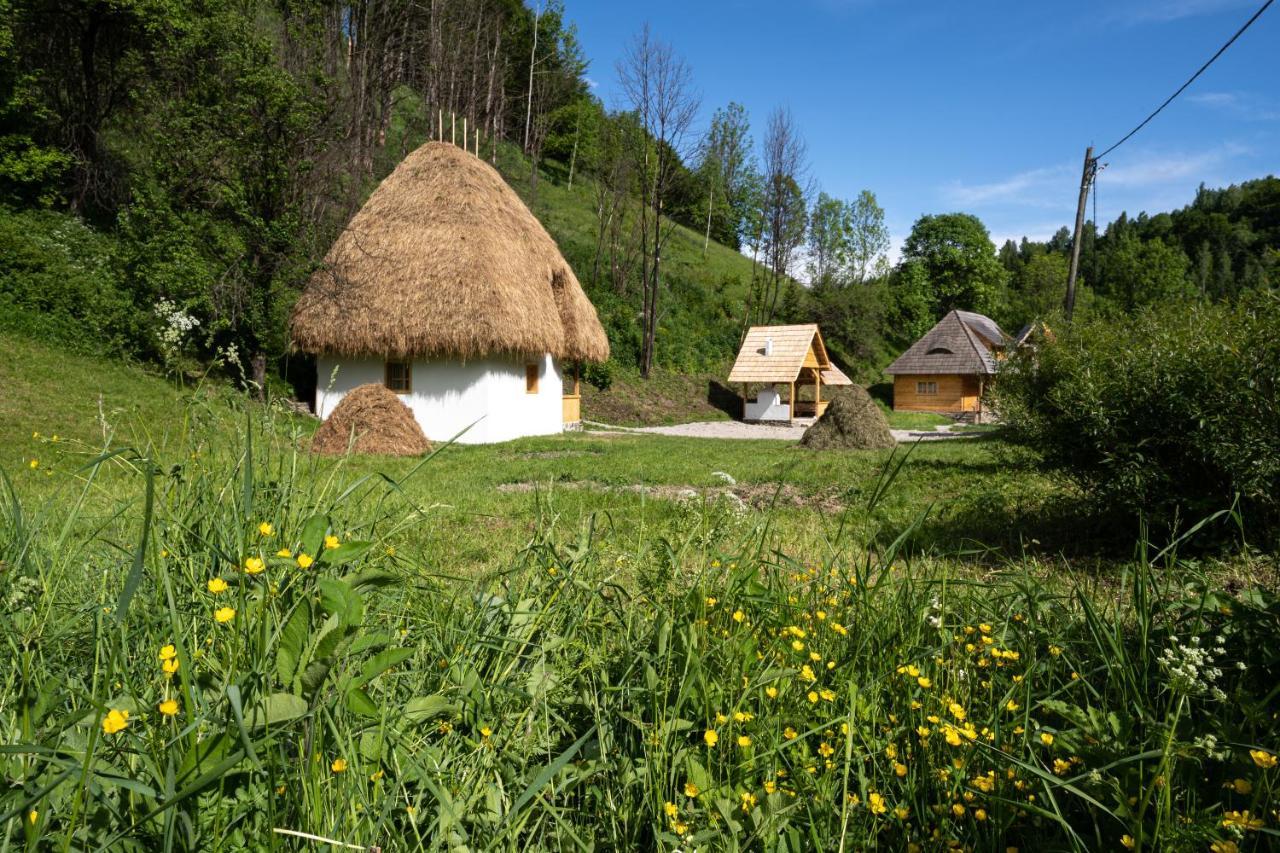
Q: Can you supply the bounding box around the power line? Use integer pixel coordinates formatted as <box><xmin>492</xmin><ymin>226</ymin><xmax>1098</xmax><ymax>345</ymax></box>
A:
<box><xmin>1095</xmin><ymin>0</ymin><xmax>1274</xmax><ymax>160</ymax></box>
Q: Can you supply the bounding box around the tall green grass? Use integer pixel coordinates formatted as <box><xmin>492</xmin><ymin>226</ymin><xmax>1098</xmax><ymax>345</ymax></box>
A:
<box><xmin>1</xmin><ymin>396</ymin><xmax>1277</xmax><ymax>851</ymax></box>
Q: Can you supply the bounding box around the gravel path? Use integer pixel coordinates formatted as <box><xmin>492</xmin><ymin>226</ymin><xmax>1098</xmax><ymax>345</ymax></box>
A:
<box><xmin>584</xmin><ymin>420</ymin><xmax>969</xmax><ymax>443</ymax></box>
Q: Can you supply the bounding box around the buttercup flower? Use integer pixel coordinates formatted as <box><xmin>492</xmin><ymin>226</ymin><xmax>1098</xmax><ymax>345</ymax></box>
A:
<box><xmin>296</xmin><ymin>553</ymin><xmax>315</xmax><ymax>569</ymax></box>
<box><xmin>207</xmin><ymin>578</ymin><xmax>228</xmax><ymax>594</ymax></box>
<box><xmin>331</xmin><ymin>758</ymin><xmax>347</xmax><ymax>773</ymax></box>
<box><xmin>102</xmin><ymin>709</ymin><xmax>129</xmax><ymax>734</ymax></box>
<box><xmin>214</xmin><ymin>606</ymin><xmax>236</xmax><ymax>623</ymax></box>
<box><xmin>258</xmin><ymin>522</ymin><xmax>274</xmax><ymax>536</ymax></box>
<box><xmin>158</xmin><ymin>699</ymin><xmax>179</xmax><ymax>716</ymax></box>
<box><xmin>703</xmin><ymin>729</ymin><xmax>718</xmax><ymax>747</ymax></box>
<box><xmin>243</xmin><ymin>556</ymin><xmax>265</xmax><ymax>575</ymax></box>
<box><xmin>1250</xmin><ymin>749</ymin><xmax>1277</xmax><ymax>769</ymax></box>
<box><xmin>324</xmin><ymin>535</ymin><xmax>341</xmax><ymax>550</ymax></box>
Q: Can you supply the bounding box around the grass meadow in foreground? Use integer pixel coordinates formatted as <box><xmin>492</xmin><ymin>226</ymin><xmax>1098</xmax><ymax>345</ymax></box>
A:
<box><xmin>1</xmin><ymin>382</ymin><xmax>1279</xmax><ymax>852</ymax></box>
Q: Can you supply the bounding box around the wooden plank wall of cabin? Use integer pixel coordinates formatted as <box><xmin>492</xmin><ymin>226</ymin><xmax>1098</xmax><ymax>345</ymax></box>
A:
<box><xmin>892</xmin><ymin>374</ymin><xmax>983</xmax><ymax>412</ymax></box>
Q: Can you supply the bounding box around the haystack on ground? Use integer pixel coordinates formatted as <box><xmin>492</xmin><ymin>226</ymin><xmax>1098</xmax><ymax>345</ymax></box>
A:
<box><xmin>799</xmin><ymin>386</ymin><xmax>896</xmax><ymax>450</ymax></box>
<box><xmin>311</xmin><ymin>384</ymin><xmax>431</xmax><ymax>457</ymax></box>
<box><xmin>291</xmin><ymin>141</ymin><xmax>609</xmax><ymax>444</ymax></box>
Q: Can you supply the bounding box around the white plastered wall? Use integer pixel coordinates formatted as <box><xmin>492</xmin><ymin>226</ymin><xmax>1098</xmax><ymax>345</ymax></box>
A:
<box><xmin>315</xmin><ymin>353</ymin><xmax>564</xmax><ymax>444</ymax></box>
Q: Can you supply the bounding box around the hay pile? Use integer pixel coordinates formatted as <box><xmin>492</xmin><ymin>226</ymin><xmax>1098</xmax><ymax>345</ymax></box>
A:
<box><xmin>311</xmin><ymin>384</ymin><xmax>431</xmax><ymax>457</ymax></box>
<box><xmin>800</xmin><ymin>386</ymin><xmax>896</xmax><ymax>450</ymax></box>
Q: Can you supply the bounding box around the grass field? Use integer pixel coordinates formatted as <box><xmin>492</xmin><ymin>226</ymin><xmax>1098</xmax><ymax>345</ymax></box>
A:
<box><xmin>2</xmin><ymin>333</ymin><xmax>1278</xmax><ymax>851</ymax></box>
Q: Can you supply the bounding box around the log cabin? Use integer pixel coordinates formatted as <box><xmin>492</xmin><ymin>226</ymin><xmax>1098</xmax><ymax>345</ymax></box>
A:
<box><xmin>885</xmin><ymin>310</ymin><xmax>1007</xmax><ymax>416</ymax></box>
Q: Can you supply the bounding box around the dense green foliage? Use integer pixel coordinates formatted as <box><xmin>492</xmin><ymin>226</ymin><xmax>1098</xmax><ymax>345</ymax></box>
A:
<box><xmin>995</xmin><ymin>292</ymin><xmax>1280</xmax><ymax>546</ymax></box>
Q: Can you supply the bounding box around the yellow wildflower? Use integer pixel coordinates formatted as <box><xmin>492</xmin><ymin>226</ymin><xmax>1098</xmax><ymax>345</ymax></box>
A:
<box><xmin>732</xmin><ymin>609</ymin><xmax>745</xmax><ymax>623</ymax></box>
<box><xmin>894</xmin><ymin>805</ymin><xmax>910</xmax><ymax>820</ymax></box>
<box><xmin>763</xmin><ymin>779</ymin><xmax>777</xmax><ymax>794</ymax></box>
<box><xmin>894</xmin><ymin>761</ymin><xmax>908</xmax><ymax>777</ymax></box>
<box><xmin>704</xmin><ymin>729</ymin><xmax>718</xmax><ymax>747</ymax></box>
<box><xmin>663</xmin><ymin>801</ymin><xmax>679</xmax><ymax>818</ymax></box>
<box><xmin>948</xmin><ymin>702</ymin><xmax>966</xmax><ymax>721</ymax></box>
<box><xmin>331</xmin><ymin>758</ymin><xmax>347</xmax><ymax>773</ymax></box>
<box><xmin>1049</xmin><ymin>645</ymin><xmax>1062</xmax><ymax>656</ymax></box>
<box><xmin>276</xmin><ymin>548</ymin><xmax>292</xmax><ymax>558</ymax></box>
<box><xmin>258</xmin><ymin>522</ymin><xmax>274</xmax><ymax>536</ymax></box>
<box><xmin>1040</xmin><ymin>732</ymin><xmax>1055</xmax><ymax>746</ymax></box>
<box><xmin>867</xmin><ymin>792</ymin><xmax>887</xmax><ymax>814</ymax></box>
<box><xmin>951</xmin><ymin>803</ymin><xmax>966</xmax><ymax>817</ymax></box>
<box><xmin>819</xmin><ymin>688</ymin><xmax>835</xmax><ymax>702</ymax></box>
<box><xmin>1210</xmin><ymin>841</ymin><xmax>1239</xmax><ymax>853</ymax></box>
<box><xmin>1250</xmin><ymin>749</ymin><xmax>1277</xmax><ymax>769</ymax></box>
<box><xmin>324</xmin><ymin>534</ymin><xmax>341</xmax><ymax>549</ymax></box>
<box><xmin>765</xmin><ymin>686</ymin><xmax>779</xmax><ymax>699</ymax></box>
<box><xmin>158</xmin><ymin>699</ymin><xmax>179</xmax><ymax>716</ymax></box>
<box><xmin>243</xmin><ymin>556</ymin><xmax>265</xmax><ymax>575</ymax></box>
<box><xmin>917</xmin><ymin>676</ymin><xmax>932</xmax><ymax>688</ymax></box>
<box><xmin>705</xmin><ymin>596</ymin><xmax>717</xmax><ymax>606</ymax></box>
<box><xmin>737</xmin><ymin>735</ymin><xmax>752</xmax><ymax>748</ymax></box>
<box><xmin>683</xmin><ymin>781</ymin><xmax>699</xmax><ymax>797</ymax></box>
<box><xmin>296</xmin><ymin>553</ymin><xmax>314</xmax><ymax>569</ymax></box>
<box><xmin>102</xmin><ymin>709</ymin><xmax>129</xmax><ymax>734</ymax></box>
<box><xmin>807</xmin><ymin>691</ymin><xmax>819</xmax><ymax>704</ymax></box>
<box><xmin>214</xmin><ymin>606</ymin><xmax>235</xmax><ymax>623</ymax></box>
<box><xmin>1006</xmin><ymin>699</ymin><xmax>1020</xmax><ymax>712</ymax></box>
<box><xmin>1221</xmin><ymin>810</ymin><xmax>1264</xmax><ymax>830</ymax></box>
<box><xmin>1227</xmin><ymin>778</ymin><xmax>1253</xmax><ymax>794</ymax></box>
<box><xmin>207</xmin><ymin>578</ymin><xmax>229</xmax><ymax>594</ymax></box>
<box><xmin>791</xmin><ymin>639</ymin><xmax>805</xmax><ymax>652</ymax></box>
<box><xmin>158</xmin><ymin>644</ymin><xmax>177</xmax><ymax>661</ymax></box>
<box><xmin>162</xmin><ymin>658</ymin><xmax>179</xmax><ymax>675</ymax></box>
<box><xmin>783</xmin><ymin>726</ymin><xmax>798</xmax><ymax>740</ymax></box>
<box><xmin>974</xmin><ymin>808</ymin><xmax>987</xmax><ymax>821</ymax></box>
<box><xmin>740</xmin><ymin>791</ymin><xmax>757</xmax><ymax>811</ymax></box>
<box><xmin>480</xmin><ymin>726</ymin><xmax>492</xmax><ymax>738</ymax></box>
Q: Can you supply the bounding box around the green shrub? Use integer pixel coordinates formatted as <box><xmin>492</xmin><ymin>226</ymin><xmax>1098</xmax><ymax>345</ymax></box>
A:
<box><xmin>994</xmin><ymin>293</ymin><xmax>1280</xmax><ymax>543</ymax></box>
<box><xmin>0</xmin><ymin>208</ymin><xmax>149</xmax><ymax>356</ymax></box>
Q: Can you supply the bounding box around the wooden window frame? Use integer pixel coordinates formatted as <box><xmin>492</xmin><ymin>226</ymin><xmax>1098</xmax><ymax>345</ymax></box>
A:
<box><xmin>385</xmin><ymin>360</ymin><xmax>412</xmax><ymax>394</ymax></box>
<box><xmin>916</xmin><ymin>380</ymin><xmax>938</xmax><ymax>396</ymax></box>
<box><xmin>525</xmin><ymin>362</ymin><xmax>540</xmax><ymax>394</ymax></box>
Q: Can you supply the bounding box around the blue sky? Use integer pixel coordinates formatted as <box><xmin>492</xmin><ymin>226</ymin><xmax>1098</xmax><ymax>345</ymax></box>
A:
<box><xmin>565</xmin><ymin>0</ymin><xmax>1278</xmax><ymax>256</ymax></box>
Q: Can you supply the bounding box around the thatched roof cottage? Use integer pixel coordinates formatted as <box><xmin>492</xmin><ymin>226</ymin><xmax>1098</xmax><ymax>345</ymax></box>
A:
<box><xmin>291</xmin><ymin>142</ymin><xmax>609</xmax><ymax>444</ymax></box>
<box><xmin>885</xmin><ymin>310</ymin><xmax>1007</xmax><ymax>415</ymax></box>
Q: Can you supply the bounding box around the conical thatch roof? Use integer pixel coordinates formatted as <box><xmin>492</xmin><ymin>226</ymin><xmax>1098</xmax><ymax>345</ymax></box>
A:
<box><xmin>311</xmin><ymin>384</ymin><xmax>431</xmax><ymax>456</ymax></box>
<box><xmin>291</xmin><ymin>142</ymin><xmax>609</xmax><ymax>363</ymax></box>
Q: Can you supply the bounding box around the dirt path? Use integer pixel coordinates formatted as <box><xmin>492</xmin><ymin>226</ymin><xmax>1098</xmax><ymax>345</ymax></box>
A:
<box><xmin>583</xmin><ymin>420</ymin><xmax>971</xmax><ymax>443</ymax></box>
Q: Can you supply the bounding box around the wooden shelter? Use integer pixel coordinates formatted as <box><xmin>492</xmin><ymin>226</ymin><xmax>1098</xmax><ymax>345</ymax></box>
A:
<box><xmin>290</xmin><ymin>141</ymin><xmax>608</xmax><ymax>443</ymax></box>
<box><xmin>727</xmin><ymin>324</ymin><xmax>851</xmax><ymax>422</ymax></box>
<box><xmin>885</xmin><ymin>310</ymin><xmax>1006</xmax><ymax>415</ymax></box>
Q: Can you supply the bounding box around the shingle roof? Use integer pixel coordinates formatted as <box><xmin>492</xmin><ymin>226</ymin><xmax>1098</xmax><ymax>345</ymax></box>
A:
<box><xmin>821</xmin><ymin>363</ymin><xmax>853</xmax><ymax>386</ymax></box>
<box><xmin>885</xmin><ymin>310</ymin><xmax>1007</xmax><ymax>376</ymax></box>
<box><xmin>728</xmin><ymin>324</ymin><xmax>832</xmax><ymax>384</ymax></box>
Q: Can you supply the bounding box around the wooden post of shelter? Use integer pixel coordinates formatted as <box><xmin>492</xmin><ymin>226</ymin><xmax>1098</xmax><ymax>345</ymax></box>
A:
<box><xmin>789</xmin><ymin>381</ymin><xmax>796</xmax><ymax>424</ymax></box>
<box><xmin>814</xmin><ymin>369</ymin><xmax>821</xmax><ymax>416</ymax></box>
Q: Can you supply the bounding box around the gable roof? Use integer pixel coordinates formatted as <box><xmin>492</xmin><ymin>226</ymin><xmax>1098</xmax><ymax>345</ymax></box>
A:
<box><xmin>728</xmin><ymin>324</ymin><xmax>834</xmax><ymax>384</ymax></box>
<box><xmin>885</xmin><ymin>310</ymin><xmax>1007</xmax><ymax>376</ymax></box>
<box><xmin>290</xmin><ymin>142</ymin><xmax>609</xmax><ymax>363</ymax></box>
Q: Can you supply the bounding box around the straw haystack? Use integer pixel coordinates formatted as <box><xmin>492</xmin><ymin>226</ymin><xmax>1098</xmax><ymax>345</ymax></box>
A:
<box><xmin>799</xmin><ymin>386</ymin><xmax>896</xmax><ymax>451</ymax></box>
<box><xmin>291</xmin><ymin>141</ymin><xmax>609</xmax><ymax>444</ymax></box>
<box><xmin>311</xmin><ymin>384</ymin><xmax>431</xmax><ymax>457</ymax></box>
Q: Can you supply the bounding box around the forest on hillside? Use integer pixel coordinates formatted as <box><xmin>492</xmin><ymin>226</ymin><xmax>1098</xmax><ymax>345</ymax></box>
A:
<box><xmin>1</xmin><ymin>0</ymin><xmax>1277</xmax><ymax>390</ymax></box>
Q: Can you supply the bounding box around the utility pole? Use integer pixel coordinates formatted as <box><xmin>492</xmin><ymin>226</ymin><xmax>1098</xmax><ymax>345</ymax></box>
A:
<box><xmin>1065</xmin><ymin>146</ymin><xmax>1096</xmax><ymax>322</ymax></box>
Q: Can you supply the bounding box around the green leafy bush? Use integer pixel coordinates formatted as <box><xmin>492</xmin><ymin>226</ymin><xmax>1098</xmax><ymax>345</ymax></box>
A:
<box><xmin>0</xmin><ymin>208</ymin><xmax>148</xmax><ymax>356</ymax></box>
<box><xmin>995</xmin><ymin>293</ymin><xmax>1280</xmax><ymax>543</ymax></box>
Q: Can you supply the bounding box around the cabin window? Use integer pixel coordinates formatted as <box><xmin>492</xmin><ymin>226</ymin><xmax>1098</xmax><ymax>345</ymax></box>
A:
<box><xmin>385</xmin><ymin>360</ymin><xmax>411</xmax><ymax>393</ymax></box>
<box><xmin>525</xmin><ymin>363</ymin><xmax>540</xmax><ymax>394</ymax></box>
<box><xmin>916</xmin><ymin>381</ymin><xmax>938</xmax><ymax>395</ymax></box>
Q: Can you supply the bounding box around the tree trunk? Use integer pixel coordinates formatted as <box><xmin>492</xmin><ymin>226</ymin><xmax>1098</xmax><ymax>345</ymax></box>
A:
<box><xmin>251</xmin><ymin>352</ymin><xmax>268</xmax><ymax>401</ymax></box>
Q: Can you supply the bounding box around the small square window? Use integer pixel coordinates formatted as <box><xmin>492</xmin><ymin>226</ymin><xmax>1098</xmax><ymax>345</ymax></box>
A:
<box><xmin>525</xmin><ymin>363</ymin><xmax>540</xmax><ymax>394</ymax></box>
<box><xmin>916</xmin><ymin>381</ymin><xmax>938</xmax><ymax>395</ymax></box>
<box><xmin>385</xmin><ymin>360</ymin><xmax>411</xmax><ymax>393</ymax></box>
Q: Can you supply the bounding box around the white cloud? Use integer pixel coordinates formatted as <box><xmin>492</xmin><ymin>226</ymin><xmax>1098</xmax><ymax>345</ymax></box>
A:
<box><xmin>1098</xmin><ymin>142</ymin><xmax>1250</xmax><ymax>187</ymax></box>
<box><xmin>1108</xmin><ymin>0</ymin><xmax>1255</xmax><ymax>24</ymax></box>
<box><xmin>941</xmin><ymin>163</ymin><xmax>1073</xmax><ymax>206</ymax></box>
<box><xmin>1187</xmin><ymin>91</ymin><xmax>1280</xmax><ymax>121</ymax></box>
